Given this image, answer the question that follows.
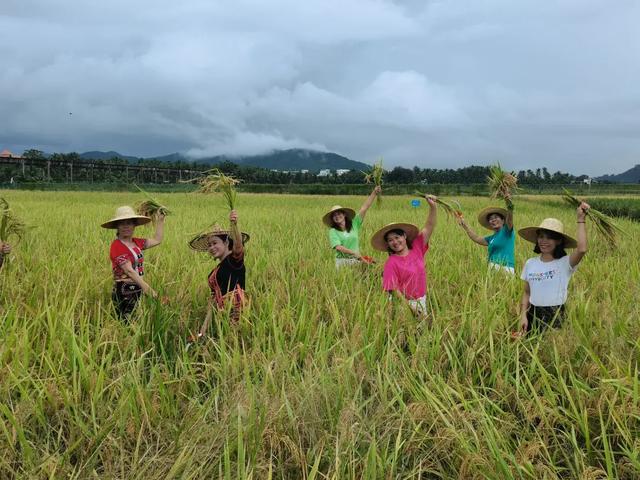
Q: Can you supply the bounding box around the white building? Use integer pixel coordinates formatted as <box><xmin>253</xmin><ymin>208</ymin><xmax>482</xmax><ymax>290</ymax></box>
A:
<box><xmin>317</xmin><ymin>169</ymin><xmax>331</xmax><ymax>177</ymax></box>
<box><xmin>336</xmin><ymin>169</ymin><xmax>350</xmax><ymax>176</ymax></box>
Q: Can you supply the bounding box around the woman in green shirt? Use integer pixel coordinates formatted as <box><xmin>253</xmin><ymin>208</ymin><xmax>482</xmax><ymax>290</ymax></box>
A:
<box><xmin>323</xmin><ymin>186</ymin><xmax>381</xmax><ymax>268</ymax></box>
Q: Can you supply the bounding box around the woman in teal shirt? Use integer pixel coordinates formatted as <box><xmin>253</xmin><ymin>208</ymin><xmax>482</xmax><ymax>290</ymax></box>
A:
<box><xmin>323</xmin><ymin>186</ymin><xmax>381</xmax><ymax>268</ymax></box>
<box><xmin>458</xmin><ymin>205</ymin><xmax>515</xmax><ymax>273</ymax></box>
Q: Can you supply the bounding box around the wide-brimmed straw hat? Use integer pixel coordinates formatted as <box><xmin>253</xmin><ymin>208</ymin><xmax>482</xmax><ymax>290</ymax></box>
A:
<box><xmin>478</xmin><ymin>206</ymin><xmax>509</xmax><ymax>230</ymax></box>
<box><xmin>371</xmin><ymin>222</ymin><xmax>419</xmax><ymax>252</ymax></box>
<box><xmin>189</xmin><ymin>224</ymin><xmax>250</xmax><ymax>252</ymax></box>
<box><xmin>101</xmin><ymin>206</ymin><xmax>151</xmax><ymax>229</ymax></box>
<box><xmin>322</xmin><ymin>205</ymin><xmax>356</xmax><ymax>228</ymax></box>
<box><xmin>518</xmin><ymin>218</ymin><xmax>577</xmax><ymax>249</ymax></box>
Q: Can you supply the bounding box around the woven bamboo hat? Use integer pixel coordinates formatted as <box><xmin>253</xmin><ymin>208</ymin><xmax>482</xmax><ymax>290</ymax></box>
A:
<box><xmin>518</xmin><ymin>218</ymin><xmax>577</xmax><ymax>249</ymax></box>
<box><xmin>189</xmin><ymin>224</ymin><xmax>250</xmax><ymax>252</ymax></box>
<box><xmin>322</xmin><ymin>205</ymin><xmax>356</xmax><ymax>228</ymax></box>
<box><xmin>477</xmin><ymin>206</ymin><xmax>509</xmax><ymax>230</ymax></box>
<box><xmin>101</xmin><ymin>206</ymin><xmax>151</xmax><ymax>229</ymax></box>
<box><xmin>371</xmin><ymin>222</ymin><xmax>419</xmax><ymax>252</ymax></box>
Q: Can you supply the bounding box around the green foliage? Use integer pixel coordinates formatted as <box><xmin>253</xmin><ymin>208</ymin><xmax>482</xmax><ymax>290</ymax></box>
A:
<box><xmin>0</xmin><ymin>191</ymin><xmax>639</xmax><ymax>478</ymax></box>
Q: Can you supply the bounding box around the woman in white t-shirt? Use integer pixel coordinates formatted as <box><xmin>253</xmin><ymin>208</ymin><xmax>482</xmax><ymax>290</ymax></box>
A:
<box><xmin>517</xmin><ymin>202</ymin><xmax>589</xmax><ymax>334</ymax></box>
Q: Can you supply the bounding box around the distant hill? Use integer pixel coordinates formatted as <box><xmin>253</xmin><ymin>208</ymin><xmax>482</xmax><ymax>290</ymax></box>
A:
<box><xmin>597</xmin><ymin>165</ymin><xmax>640</xmax><ymax>183</ymax></box>
<box><xmin>206</xmin><ymin>149</ymin><xmax>370</xmax><ymax>171</ymax></box>
<box><xmin>80</xmin><ymin>151</ymin><xmax>140</xmax><ymax>162</ymax></box>
<box><xmin>78</xmin><ymin>148</ymin><xmax>370</xmax><ymax>172</ymax></box>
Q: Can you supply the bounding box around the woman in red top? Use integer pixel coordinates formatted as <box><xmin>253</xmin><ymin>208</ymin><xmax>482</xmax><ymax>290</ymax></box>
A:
<box><xmin>101</xmin><ymin>205</ymin><xmax>165</xmax><ymax>319</ymax></box>
<box><xmin>189</xmin><ymin>210</ymin><xmax>248</xmax><ymax>339</ymax></box>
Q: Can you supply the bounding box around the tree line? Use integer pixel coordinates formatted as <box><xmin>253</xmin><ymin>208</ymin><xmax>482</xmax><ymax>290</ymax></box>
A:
<box><xmin>0</xmin><ymin>150</ymin><xmax>589</xmax><ymax>185</ymax></box>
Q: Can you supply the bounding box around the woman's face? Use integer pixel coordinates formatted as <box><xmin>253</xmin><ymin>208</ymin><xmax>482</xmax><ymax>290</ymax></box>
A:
<box><xmin>536</xmin><ymin>230</ymin><xmax>562</xmax><ymax>254</ymax></box>
<box><xmin>207</xmin><ymin>235</ymin><xmax>230</xmax><ymax>259</ymax></box>
<box><xmin>385</xmin><ymin>231</ymin><xmax>408</xmax><ymax>253</ymax></box>
<box><xmin>332</xmin><ymin>211</ymin><xmax>346</xmax><ymax>226</ymax></box>
<box><xmin>487</xmin><ymin>213</ymin><xmax>504</xmax><ymax>231</ymax></box>
<box><xmin>116</xmin><ymin>219</ymin><xmax>136</xmax><ymax>237</ymax></box>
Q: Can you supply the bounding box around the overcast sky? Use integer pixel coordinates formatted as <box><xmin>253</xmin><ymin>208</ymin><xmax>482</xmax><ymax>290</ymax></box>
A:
<box><xmin>1</xmin><ymin>0</ymin><xmax>639</xmax><ymax>175</ymax></box>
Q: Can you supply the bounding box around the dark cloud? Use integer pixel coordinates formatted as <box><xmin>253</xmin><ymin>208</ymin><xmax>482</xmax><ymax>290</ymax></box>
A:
<box><xmin>1</xmin><ymin>0</ymin><xmax>639</xmax><ymax>174</ymax></box>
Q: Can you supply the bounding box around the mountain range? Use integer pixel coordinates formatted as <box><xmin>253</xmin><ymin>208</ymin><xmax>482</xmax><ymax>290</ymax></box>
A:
<box><xmin>596</xmin><ymin>164</ymin><xmax>640</xmax><ymax>183</ymax></box>
<box><xmin>79</xmin><ymin>149</ymin><xmax>370</xmax><ymax>172</ymax></box>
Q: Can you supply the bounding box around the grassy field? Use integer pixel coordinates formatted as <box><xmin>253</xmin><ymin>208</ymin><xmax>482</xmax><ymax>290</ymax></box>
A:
<box><xmin>0</xmin><ymin>191</ymin><xmax>639</xmax><ymax>479</ymax></box>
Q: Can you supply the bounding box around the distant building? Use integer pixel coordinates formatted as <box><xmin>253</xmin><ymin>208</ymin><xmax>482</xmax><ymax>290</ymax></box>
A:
<box><xmin>336</xmin><ymin>169</ymin><xmax>350</xmax><ymax>176</ymax></box>
<box><xmin>0</xmin><ymin>149</ymin><xmax>23</xmax><ymax>160</ymax></box>
<box><xmin>300</xmin><ymin>169</ymin><xmax>309</xmax><ymax>174</ymax></box>
<box><xmin>317</xmin><ymin>169</ymin><xmax>331</xmax><ymax>177</ymax></box>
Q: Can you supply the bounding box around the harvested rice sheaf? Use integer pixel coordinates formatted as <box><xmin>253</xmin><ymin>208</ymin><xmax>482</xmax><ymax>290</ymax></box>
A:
<box><xmin>134</xmin><ymin>185</ymin><xmax>172</xmax><ymax>221</ymax></box>
<box><xmin>414</xmin><ymin>192</ymin><xmax>463</xmax><ymax>219</ymax></box>
<box><xmin>363</xmin><ymin>158</ymin><xmax>384</xmax><ymax>206</ymax></box>
<box><xmin>0</xmin><ymin>197</ymin><xmax>27</xmax><ymax>244</ymax></box>
<box><xmin>562</xmin><ymin>188</ymin><xmax>624</xmax><ymax>247</ymax></box>
<box><xmin>487</xmin><ymin>163</ymin><xmax>520</xmax><ymax>210</ymax></box>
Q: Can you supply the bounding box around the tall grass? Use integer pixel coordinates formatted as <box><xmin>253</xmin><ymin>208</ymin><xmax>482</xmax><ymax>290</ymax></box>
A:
<box><xmin>0</xmin><ymin>190</ymin><xmax>638</xmax><ymax>478</ymax></box>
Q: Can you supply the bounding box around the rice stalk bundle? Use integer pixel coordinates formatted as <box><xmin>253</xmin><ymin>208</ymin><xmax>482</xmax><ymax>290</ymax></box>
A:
<box><xmin>562</xmin><ymin>188</ymin><xmax>624</xmax><ymax>246</ymax></box>
<box><xmin>192</xmin><ymin>169</ymin><xmax>241</xmax><ymax>210</ymax></box>
<box><xmin>0</xmin><ymin>197</ymin><xmax>27</xmax><ymax>244</ymax></box>
<box><xmin>134</xmin><ymin>185</ymin><xmax>171</xmax><ymax>221</ymax></box>
<box><xmin>415</xmin><ymin>192</ymin><xmax>463</xmax><ymax>219</ymax></box>
<box><xmin>363</xmin><ymin>158</ymin><xmax>384</xmax><ymax>206</ymax></box>
<box><xmin>487</xmin><ymin>163</ymin><xmax>520</xmax><ymax>210</ymax></box>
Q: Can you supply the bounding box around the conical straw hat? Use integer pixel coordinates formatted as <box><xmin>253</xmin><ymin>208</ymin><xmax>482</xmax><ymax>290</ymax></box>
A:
<box><xmin>518</xmin><ymin>218</ymin><xmax>577</xmax><ymax>249</ymax></box>
<box><xmin>370</xmin><ymin>222</ymin><xmax>419</xmax><ymax>252</ymax></box>
<box><xmin>101</xmin><ymin>206</ymin><xmax>151</xmax><ymax>229</ymax></box>
<box><xmin>322</xmin><ymin>205</ymin><xmax>356</xmax><ymax>228</ymax></box>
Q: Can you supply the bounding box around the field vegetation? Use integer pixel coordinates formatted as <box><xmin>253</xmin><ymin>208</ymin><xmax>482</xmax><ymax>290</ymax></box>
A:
<box><xmin>0</xmin><ymin>191</ymin><xmax>638</xmax><ymax>478</ymax></box>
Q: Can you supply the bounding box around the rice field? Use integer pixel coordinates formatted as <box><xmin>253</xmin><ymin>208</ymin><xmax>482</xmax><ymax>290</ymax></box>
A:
<box><xmin>0</xmin><ymin>190</ymin><xmax>639</xmax><ymax>479</ymax></box>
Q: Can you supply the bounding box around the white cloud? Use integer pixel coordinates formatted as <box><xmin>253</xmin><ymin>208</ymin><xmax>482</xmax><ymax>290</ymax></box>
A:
<box><xmin>1</xmin><ymin>0</ymin><xmax>640</xmax><ymax>174</ymax></box>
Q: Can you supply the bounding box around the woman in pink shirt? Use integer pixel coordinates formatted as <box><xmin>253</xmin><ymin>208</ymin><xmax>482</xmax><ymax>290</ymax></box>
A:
<box><xmin>371</xmin><ymin>195</ymin><xmax>437</xmax><ymax>316</ymax></box>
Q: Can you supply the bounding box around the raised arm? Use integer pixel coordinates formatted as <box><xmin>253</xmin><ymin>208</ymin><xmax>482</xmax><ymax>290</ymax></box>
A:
<box><xmin>421</xmin><ymin>195</ymin><xmax>438</xmax><ymax>245</ymax></box>
<box><xmin>505</xmin><ymin>193</ymin><xmax>514</xmax><ymax>230</ymax></box>
<box><xmin>569</xmin><ymin>202</ymin><xmax>589</xmax><ymax>268</ymax></box>
<box><xmin>229</xmin><ymin>210</ymin><xmax>244</xmax><ymax>256</ymax></box>
<box><xmin>358</xmin><ymin>186</ymin><xmax>381</xmax><ymax>220</ymax></box>
<box><xmin>458</xmin><ymin>217</ymin><xmax>488</xmax><ymax>246</ymax></box>
<box><xmin>145</xmin><ymin>214</ymin><xmax>165</xmax><ymax>249</ymax></box>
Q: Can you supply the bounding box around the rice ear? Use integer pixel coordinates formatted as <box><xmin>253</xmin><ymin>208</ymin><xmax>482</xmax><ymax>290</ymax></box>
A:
<box><xmin>487</xmin><ymin>163</ymin><xmax>520</xmax><ymax>210</ymax></box>
<box><xmin>188</xmin><ymin>169</ymin><xmax>241</xmax><ymax>210</ymax></box>
<box><xmin>0</xmin><ymin>197</ymin><xmax>27</xmax><ymax>244</ymax></box>
<box><xmin>414</xmin><ymin>192</ymin><xmax>463</xmax><ymax>219</ymax></box>
<box><xmin>134</xmin><ymin>184</ymin><xmax>171</xmax><ymax>221</ymax></box>
<box><xmin>561</xmin><ymin>188</ymin><xmax>624</xmax><ymax>247</ymax></box>
<box><xmin>363</xmin><ymin>158</ymin><xmax>384</xmax><ymax>206</ymax></box>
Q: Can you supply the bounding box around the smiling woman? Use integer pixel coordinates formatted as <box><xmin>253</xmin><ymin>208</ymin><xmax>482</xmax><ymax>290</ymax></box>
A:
<box><xmin>518</xmin><ymin>202</ymin><xmax>590</xmax><ymax>334</ymax></box>
<box><xmin>188</xmin><ymin>209</ymin><xmax>249</xmax><ymax>339</ymax></box>
<box><xmin>371</xmin><ymin>194</ymin><xmax>437</xmax><ymax>317</ymax></box>
<box><xmin>101</xmin><ymin>205</ymin><xmax>166</xmax><ymax>319</ymax></box>
<box><xmin>458</xmin><ymin>205</ymin><xmax>515</xmax><ymax>274</ymax></box>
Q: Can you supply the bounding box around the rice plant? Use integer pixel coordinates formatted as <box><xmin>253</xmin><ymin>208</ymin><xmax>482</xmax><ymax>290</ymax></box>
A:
<box><xmin>0</xmin><ymin>189</ymin><xmax>638</xmax><ymax>479</ymax></box>
<box><xmin>187</xmin><ymin>169</ymin><xmax>241</xmax><ymax>210</ymax></box>
<box><xmin>363</xmin><ymin>158</ymin><xmax>384</xmax><ymax>206</ymax></box>
<box><xmin>134</xmin><ymin>185</ymin><xmax>172</xmax><ymax>221</ymax></box>
<box><xmin>414</xmin><ymin>191</ymin><xmax>463</xmax><ymax>219</ymax></box>
<box><xmin>487</xmin><ymin>163</ymin><xmax>520</xmax><ymax>210</ymax></box>
<box><xmin>0</xmin><ymin>197</ymin><xmax>27</xmax><ymax>243</ymax></box>
<box><xmin>562</xmin><ymin>188</ymin><xmax>625</xmax><ymax>246</ymax></box>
